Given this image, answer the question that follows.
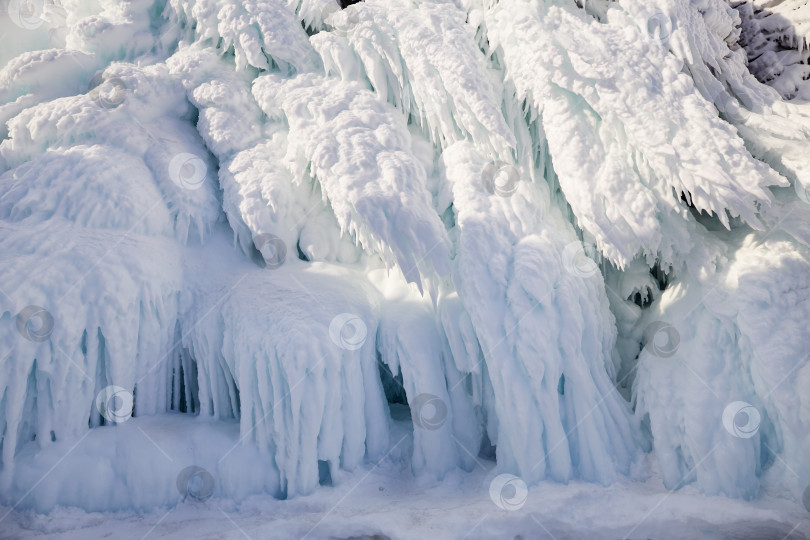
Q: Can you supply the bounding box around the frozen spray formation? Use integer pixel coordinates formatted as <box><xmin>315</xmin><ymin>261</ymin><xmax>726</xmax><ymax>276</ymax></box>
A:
<box><xmin>0</xmin><ymin>0</ymin><xmax>808</xmax><ymax>512</ymax></box>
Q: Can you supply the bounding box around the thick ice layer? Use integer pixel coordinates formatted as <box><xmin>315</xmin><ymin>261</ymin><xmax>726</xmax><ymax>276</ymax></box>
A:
<box><xmin>373</xmin><ymin>269</ymin><xmax>481</xmax><ymax>479</ymax></box>
<box><xmin>734</xmin><ymin>0</ymin><xmax>810</xmax><ymax>99</ymax></box>
<box><xmin>0</xmin><ymin>61</ymin><xmax>221</xmax><ymax>244</ymax></box>
<box><xmin>166</xmin><ymin>0</ymin><xmax>321</xmax><ymax>72</ymax></box>
<box><xmin>314</xmin><ymin>0</ymin><xmax>516</xmax><ymax>157</ymax></box>
<box><xmin>3</xmin><ymin>415</ymin><xmax>281</xmax><ymax>512</ymax></box>
<box><xmin>732</xmin><ymin>237</ymin><xmax>810</xmax><ymax>497</ymax></box>
<box><xmin>635</xmin><ymin>233</ymin><xmax>810</xmax><ymax>499</ymax></box>
<box><xmin>0</xmin><ymin>45</ymin><xmax>220</xmax><ymax>495</ymax></box>
<box><xmin>441</xmin><ymin>142</ymin><xmax>641</xmax><ymax>485</ymax></box>
<box><xmin>167</xmin><ymin>46</ymin><xmax>358</xmax><ymax>264</ymax></box>
<box><xmin>181</xmin><ymin>256</ymin><xmax>391</xmax><ymax>498</ymax></box>
<box><xmin>0</xmin><ymin>221</ymin><xmax>184</xmax><ymax>490</ymax></box>
<box><xmin>649</xmin><ymin>0</ymin><xmax>810</xmax><ymax>199</ymax></box>
<box><xmin>252</xmin><ymin>72</ymin><xmax>452</xmax><ymax>290</ymax></box>
<box><xmin>1</xmin><ymin>0</ymin><xmax>809</xmax><ymax>515</ymax></box>
<box><xmin>487</xmin><ymin>0</ymin><xmax>786</xmax><ymax>269</ymax></box>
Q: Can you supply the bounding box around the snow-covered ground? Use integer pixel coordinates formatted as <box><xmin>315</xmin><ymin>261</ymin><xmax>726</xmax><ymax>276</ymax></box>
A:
<box><xmin>2</xmin><ymin>412</ymin><xmax>809</xmax><ymax>540</ymax></box>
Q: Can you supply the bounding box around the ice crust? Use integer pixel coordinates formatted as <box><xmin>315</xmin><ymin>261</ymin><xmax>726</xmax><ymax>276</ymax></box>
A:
<box><xmin>0</xmin><ymin>0</ymin><xmax>808</xmax><ymax>512</ymax></box>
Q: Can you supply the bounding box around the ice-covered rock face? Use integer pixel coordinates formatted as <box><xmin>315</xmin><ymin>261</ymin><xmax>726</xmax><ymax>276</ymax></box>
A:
<box><xmin>0</xmin><ymin>0</ymin><xmax>808</xmax><ymax>514</ymax></box>
<box><xmin>732</xmin><ymin>0</ymin><xmax>810</xmax><ymax>100</ymax></box>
